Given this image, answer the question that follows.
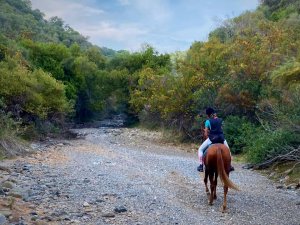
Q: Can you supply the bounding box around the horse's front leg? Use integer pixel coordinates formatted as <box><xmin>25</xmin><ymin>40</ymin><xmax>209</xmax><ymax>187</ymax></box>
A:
<box><xmin>204</xmin><ymin>169</ymin><xmax>209</xmax><ymax>195</ymax></box>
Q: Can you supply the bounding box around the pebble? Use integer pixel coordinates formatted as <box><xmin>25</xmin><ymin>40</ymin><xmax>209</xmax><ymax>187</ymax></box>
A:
<box><xmin>0</xmin><ymin>214</ymin><xmax>7</xmax><ymax>225</ymax></box>
<box><xmin>84</xmin><ymin>207</ymin><xmax>93</xmax><ymax>213</ymax></box>
<box><xmin>114</xmin><ymin>206</ymin><xmax>127</xmax><ymax>213</ymax></box>
<box><xmin>0</xmin><ymin>189</ymin><xmax>5</xmax><ymax>195</ymax></box>
<box><xmin>33</xmin><ymin>220</ymin><xmax>48</xmax><ymax>225</ymax></box>
<box><xmin>83</xmin><ymin>202</ymin><xmax>90</xmax><ymax>207</ymax></box>
<box><xmin>1</xmin><ymin>181</ymin><xmax>14</xmax><ymax>189</ymax></box>
<box><xmin>23</xmin><ymin>165</ymin><xmax>31</xmax><ymax>171</ymax></box>
<box><xmin>102</xmin><ymin>213</ymin><xmax>115</xmax><ymax>218</ymax></box>
<box><xmin>54</xmin><ymin>190</ymin><xmax>61</xmax><ymax>197</ymax></box>
<box><xmin>95</xmin><ymin>198</ymin><xmax>105</xmax><ymax>203</ymax></box>
<box><xmin>242</xmin><ymin>164</ymin><xmax>253</xmax><ymax>169</ymax></box>
<box><xmin>31</xmin><ymin>215</ymin><xmax>39</xmax><ymax>221</ymax></box>
<box><xmin>0</xmin><ymin>209</ymin><xmax>12</xmax><ymax>217</ymax></box>
<box><xmin>83</xmin><ymin>178</ymin><xmax>90</xmax><ymax>183</ymax></box>
<box><xmin>7</xmin><ymin>178</ymin><xmax>17</xmax><ymax>183</ymax></box>
<box><xmin>16</xmin><ymin>221</ymin><xmax>26</xmax><ymax>225</ymax></box>
<box><xmin>41</xmin><ymin>216</ymin><xmax>53</xmax><ymax>221</ymax></box>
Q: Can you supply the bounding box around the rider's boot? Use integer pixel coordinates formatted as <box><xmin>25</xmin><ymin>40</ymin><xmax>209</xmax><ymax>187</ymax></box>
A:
<box><xmin>197</xmin><ymin>164</ymin><xmax>204</xmax><ymax>172</ymax></box>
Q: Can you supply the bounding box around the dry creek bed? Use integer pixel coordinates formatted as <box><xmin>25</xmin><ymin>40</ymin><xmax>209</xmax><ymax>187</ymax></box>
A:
<box><xmin>0</xmin><ymin>127</ymin><xmax>299</xmax><ymax>225</ymax></box>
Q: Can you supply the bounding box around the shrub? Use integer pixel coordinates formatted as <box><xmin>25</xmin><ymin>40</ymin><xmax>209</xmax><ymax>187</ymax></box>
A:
<box><xmin>0</xmin><ymin>57</ymin><xmax>71</xmax><ymax>119</ymax></box>
<box><xmin>223</xmin><ymin>116</ymin><xmax>259</xmax><ymax>154</ymax></box>
<box><xmin>245</xmin><ymin>129</ymin><xmax>300</xmax><ymax>164</ymax></box>
<box><xmin>0</xmin><ymin>100</ymin><xmax>29</xmax><ymax>158</ymax></box>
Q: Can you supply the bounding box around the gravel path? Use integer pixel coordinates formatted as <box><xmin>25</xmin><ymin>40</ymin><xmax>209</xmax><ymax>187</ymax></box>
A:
<box><xmin>0</xmin><ymin>127</ymin><xmax>299</xmax><ymax>225</ymax></box>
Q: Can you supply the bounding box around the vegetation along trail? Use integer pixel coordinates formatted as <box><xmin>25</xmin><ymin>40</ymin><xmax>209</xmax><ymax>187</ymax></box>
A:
<box><xmin>1</xmin><ymin>0</ymin><xmax>300</xmax><ymax>224</ymax></box>
<box><xmin>0</xmin><ymin>127</ymin><xmax>299</xmax><ymax>225</ymax></box>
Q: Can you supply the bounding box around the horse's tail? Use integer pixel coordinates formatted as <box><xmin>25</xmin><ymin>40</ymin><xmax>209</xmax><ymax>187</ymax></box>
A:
<box><xmin>217</xmin><ymin>148</ymin><xmax>239</xmax><ymax>191</ymax></box>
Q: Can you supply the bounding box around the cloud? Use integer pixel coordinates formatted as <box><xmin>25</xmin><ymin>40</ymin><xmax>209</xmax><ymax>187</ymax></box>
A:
<box><xmin>31</xmin><ymin>0</ymin><xmax>105</xmax><ymax>19</ymax></box>
<box><xmin>81</xmin><ymin>22</ymin><xmax>148</xmax><ymax>40</ymax></box>
<box><xmin>30</xmin><ymin>0</ymin><xmax>259</xmax><ymax>52</ymax></box>
<box><xmin>78</xmin><ymin>21</ymin><xmax>149</xmax><ymax>51</ymax></box>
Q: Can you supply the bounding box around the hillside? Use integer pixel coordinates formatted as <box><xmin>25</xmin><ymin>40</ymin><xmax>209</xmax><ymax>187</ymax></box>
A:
<box><xmin>0</xmin><ymin>0</ymin><xmax>299</xmax><ymax>170</ymax></box>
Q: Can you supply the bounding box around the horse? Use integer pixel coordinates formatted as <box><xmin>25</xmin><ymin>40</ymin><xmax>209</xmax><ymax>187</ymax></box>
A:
<box><xmin>203</xmin><ymin>143</ymin><xmax>239</xmax><ymax>212</ymax></box>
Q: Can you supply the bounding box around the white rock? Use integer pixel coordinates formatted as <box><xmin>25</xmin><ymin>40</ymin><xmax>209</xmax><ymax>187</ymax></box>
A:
<box><xmin>83</xmin><ymin>202</ymin><xmax>90</xmax><ymax>207</ymax></box>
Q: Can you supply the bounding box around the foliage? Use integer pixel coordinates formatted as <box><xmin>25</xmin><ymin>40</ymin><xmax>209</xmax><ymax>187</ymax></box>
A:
<box><xmin>0</xmin><ymin>99</ymin><xmax>19</xmax><ymax>138</ymax></box>
<box><xmin>0</xmin><ymin>56</ymin><xmax>71</xmax><ymax>119</ymax></box>
<box><xmin>261</xmin><ymin>0</ymin><xmax>300</xmax><ymax>21</ymax></box>
<box><xmin>1</xmin><ymin>0</ymin><xmax>300</xmax><ymax>166</ymax></box>
<box><xmin>223</xmin><ymin>116</ymin><xmax>259</xmax><ymax>154</ymax></box>
<box><xmin>0</xmin><ymin>99</ymin><xmax>28</xmax><ymax>158</ymax></box>
<box><xmin>245</xmin><ymin>129</ymin><xmax>300</xmax><ymax>164</ymax></box>
<box><xmin>271</xmin><ymin>60</ymin><xmax>300</xmax><ymax>88</ymax></box>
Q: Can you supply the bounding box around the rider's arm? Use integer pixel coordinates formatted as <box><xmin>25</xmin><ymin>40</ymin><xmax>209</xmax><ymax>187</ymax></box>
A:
<box><xmin>204</xmin><ymin>120</ymin><xmax>211</xmax><ymax>139</ymax></box>
<box><xmin>204</xmin><ymin>127</ymin><xmax>209</xmax><ymax>139</ymax></box>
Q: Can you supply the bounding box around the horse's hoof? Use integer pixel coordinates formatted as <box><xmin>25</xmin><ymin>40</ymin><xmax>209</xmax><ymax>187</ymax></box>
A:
<box><xmin>221</xmin><ymin>206</ymin><xmax>227</xmax><ymax>213</ymax></box>
<box><xmin>208</xmin><ymin>201</ymin><xmax>213</xmax><ymax>205</ymax></box>
<box><xmin>206</xmin><ymin>192</ymin><xmax>210</xmax><ymax>196</ymax></box>
<box><xmin>214</xmin><ymin>195</ymin><xmax>217</xmax><ymax>200</ymax></box>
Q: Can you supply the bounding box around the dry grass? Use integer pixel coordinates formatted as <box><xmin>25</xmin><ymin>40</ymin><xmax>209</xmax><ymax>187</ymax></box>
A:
<box><xmin>0</xmin><ymin>136</ymin><xmax>31</xmax><ymax>159</ymax></box>
<box><xmin>265</xmin><ymin>161</ymin><xmax>300</xmax><ymax>185</ymax></box>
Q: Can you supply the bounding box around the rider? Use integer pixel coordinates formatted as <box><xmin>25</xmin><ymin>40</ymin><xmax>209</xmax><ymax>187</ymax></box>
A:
<box><xmin>197</xmin><ymin>107</ymin><xmax>234</xmax><ymax>172</ymax></box>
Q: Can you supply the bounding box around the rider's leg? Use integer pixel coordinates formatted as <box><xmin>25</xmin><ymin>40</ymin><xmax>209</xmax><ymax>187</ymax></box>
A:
<box><xmin>224</xmin><ymin>139</ymin><xmax>234</xmax><ymax>172</ymax></box>
<box><xmin>197</xmin><ymin>138</ymin><xmax>212</xmax><ymax>172</ymax></box>
<box><xmin>224</xmin><ymin>140</ymin><xmax>230</xmax><ymax>150</ymax></box>
<box><xmin>198</xmin><ymin>138</ymin><xmax>212</xmax><ymax>164</ymax></box>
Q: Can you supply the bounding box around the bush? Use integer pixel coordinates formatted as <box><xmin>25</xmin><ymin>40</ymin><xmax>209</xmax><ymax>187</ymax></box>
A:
<box><xmin>245</xmin><ymin>129</ymin><xmax>300</xmax><ymax>164</ymax></box>
<box><xmin>0</xmin><ymin>57</ymin><xmax>71</xmax><ymax>119</ymax></box>
<box><xmin>0</xmin><ymin>100</ymin><xmax>29</xmax><ymax>158</ymax></box>
<box><xmin>223</xmin><ymin>116</ymin><xmax>259</xmax><ymax>154</ymax></box>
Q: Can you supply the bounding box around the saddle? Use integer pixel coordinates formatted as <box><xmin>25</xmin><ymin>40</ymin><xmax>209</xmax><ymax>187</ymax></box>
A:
<box><xmin>203</xmin><ymin>143</ymin><xmax>222</xmax><ymax>166</ymax></box>
<box><xmin>203</xmin><ymin>144</ymin><xmax>212</xmax><ymax>158</ymax></box>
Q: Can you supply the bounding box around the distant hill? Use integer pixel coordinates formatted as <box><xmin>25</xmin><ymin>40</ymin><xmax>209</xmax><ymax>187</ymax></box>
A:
<box><xmin>0</xmin><ymin>0</ymin><xmax>118</xmax><ymax>56</ymax></box>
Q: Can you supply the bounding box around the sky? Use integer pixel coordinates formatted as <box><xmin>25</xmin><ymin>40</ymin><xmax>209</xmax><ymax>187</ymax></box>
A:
<box><xmin>30</xmin><ymin>0</ymin><xmax>259</xmax><ymax>53</ymax></box>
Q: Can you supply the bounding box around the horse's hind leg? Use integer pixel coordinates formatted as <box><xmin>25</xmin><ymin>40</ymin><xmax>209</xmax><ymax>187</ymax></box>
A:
<box><xmin>204</xmin><ymin>170</ymin><xmax>209</xmax><ymax>195</ymax></box>
<box><xmin>222</xmin><ymin>186</ymin><xmax>228</xmax><ymax>213</ymax></box>
<box><xmin>214</xmin><ymin>173</ymin><xmax>218</xmax><ymax>200</ymax></box>
<box><xmin>208</xmin><ymin>173</ymin><xmax>215</xmax><ymax>205</ymax></box>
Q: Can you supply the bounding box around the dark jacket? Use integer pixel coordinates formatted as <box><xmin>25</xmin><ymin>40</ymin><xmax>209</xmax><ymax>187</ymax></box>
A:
<box><xmin>208</xmin><ymin>118</ymin><xmax>225</xmax><ymax>144</ymax></box>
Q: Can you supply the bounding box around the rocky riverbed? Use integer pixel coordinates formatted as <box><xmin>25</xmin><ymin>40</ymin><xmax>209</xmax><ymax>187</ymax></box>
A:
<box><xmin>0</xmin><ymin>127</ymin><xmax>299</xmax><ymax>225</ymax></box>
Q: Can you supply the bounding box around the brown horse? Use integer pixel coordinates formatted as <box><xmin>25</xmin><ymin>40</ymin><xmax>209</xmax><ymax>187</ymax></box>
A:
<box><xmin>203</xmin><ymin>144</ymin><xmax>239</xmax><ymax>212</ymax></box>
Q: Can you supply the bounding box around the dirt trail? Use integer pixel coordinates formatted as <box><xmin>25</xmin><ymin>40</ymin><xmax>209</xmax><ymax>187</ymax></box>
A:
<box><xmin>0</xmin><ymin>127</ymin><xmax>299</xmax><ymax>225</ymax></box>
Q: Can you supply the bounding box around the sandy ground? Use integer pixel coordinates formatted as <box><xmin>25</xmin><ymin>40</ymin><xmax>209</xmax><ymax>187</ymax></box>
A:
<box><xmin>0</xmin><ymin>127</ymin><xmax>299</xmax><ymax>225</ymax></box>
